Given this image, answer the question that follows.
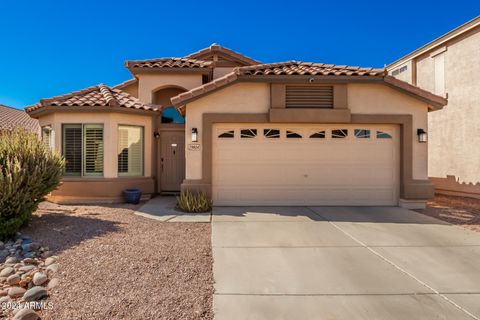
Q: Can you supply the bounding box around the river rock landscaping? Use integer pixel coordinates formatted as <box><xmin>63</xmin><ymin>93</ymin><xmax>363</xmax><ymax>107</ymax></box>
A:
<box><xmin>0</xmin><ymin>233</ymin><xmax>58</xmax><ymax>320</ymax></box>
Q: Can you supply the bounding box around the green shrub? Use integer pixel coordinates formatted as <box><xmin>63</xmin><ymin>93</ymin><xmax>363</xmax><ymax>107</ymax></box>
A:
<box><xmin>176</xmin><ymin>190</ymin><xmax>212</xmax><ymax>213</ymax></box>
<box><xmin>0</xmin><ymin>128</ymin><xmax>65</xmax><ymax>240</ymax></box>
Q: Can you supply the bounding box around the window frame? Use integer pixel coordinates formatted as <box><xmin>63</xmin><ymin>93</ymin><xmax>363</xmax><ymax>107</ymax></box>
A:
<box><xmin>41</xmin><ymin>125</ymin><xmax>53</xmax><ymax>150</ymax></box>
<box><xmin>62</xmin><ymin>123</ymin><xmax>104</xmax><ymax>177</ymax></box>
<box><xmin>117</xmin><ymin>124</ymin><xmax>145</xmax><ymax>177</ymax></box>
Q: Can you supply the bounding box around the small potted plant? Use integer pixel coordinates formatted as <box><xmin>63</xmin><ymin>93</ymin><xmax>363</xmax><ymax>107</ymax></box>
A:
<box><xmin>123</xmin><ymin>188</ymin><xmax>142</xmax><ymax>204</ymax></box>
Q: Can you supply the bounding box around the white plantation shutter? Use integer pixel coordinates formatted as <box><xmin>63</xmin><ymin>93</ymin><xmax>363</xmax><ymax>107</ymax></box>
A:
<box><xmin>63</xmin><ymin>124</ymin><xmax>82</xmax><ymax>175</ymax></box>
<box><xmin>83</xmin><ymin>124</ymin><xmax>104</xmax><ymax>176</ymax></box>
<box><xmin>118</xmin><ymin>125</ymin><xmax>143</xmax><ymax>176</ymax></box>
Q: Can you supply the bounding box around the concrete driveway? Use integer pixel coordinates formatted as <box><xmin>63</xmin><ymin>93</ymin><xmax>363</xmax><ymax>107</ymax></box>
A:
<box><xmin>211</xmin><ymin>206</ymin><xmax>480</xmax><ymax>320</ymax></box>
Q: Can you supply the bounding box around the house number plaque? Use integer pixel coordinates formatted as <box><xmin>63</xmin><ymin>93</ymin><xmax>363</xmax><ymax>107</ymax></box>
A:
<box><xmin>188</xmin><ymin>144</ymin><xmax>201</xmax><ymax>151</ymax></box>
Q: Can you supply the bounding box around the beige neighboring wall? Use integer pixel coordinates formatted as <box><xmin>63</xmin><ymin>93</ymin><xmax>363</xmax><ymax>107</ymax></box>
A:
<box><xmin>389</xmin><ymin>24</ymin><xmax>480</xmax><ymax>198</ymax></box>
<box><xmin>185</xmin><ymin>82</ymin><xmax>270</xmax><ymax>180</ymax></box>
<box><xmin>184</xmin><ymin>82</ymin><xmax>430</xmax><ymax>185</ymax></box>
<box><xmin>37</xmin><ymin>112</ymin><xmax>155</xmax><ymax>202</ymax></box>
<box><xmin>137</xmin><ymin>73</ymin><xmax>203</xmax><ymax>103</ymax></box>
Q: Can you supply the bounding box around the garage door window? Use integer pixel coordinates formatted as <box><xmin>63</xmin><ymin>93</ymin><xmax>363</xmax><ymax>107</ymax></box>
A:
<box><xmin>376</xmin><ymin>131</ymin><xmax>392</xmax><ymax>139</ymax></box>
<box><xmin>332</xmin><ymin>129</ymin><xmax>348</xmax><ymax>138</ymax></box>
<box><xmin>218</xmin><ymin>130</ymin><xmax>235</xmax><ymax>138</ymax></box>
<box><xmin>241</xmin><ymin>129</ymin><xmax>257</xmax><ymax>138</ymax></box>
<box><xmin>264</xmin><ymin>129</ymin><xmax>280</xmax><ymax>138</ymax></box>
<box><xmin>310</xmin><ymin>131</ymin><xmax>326</xmax><ymax>139</ymax></box>
<box><xmin>354</xmin><ymin>129</ymin><xmax>370</xmax><ymax>139</ymax></box>
<box><xmin>286</xmin><ymin>130</ymin><xmax>302</xmax><ymax>138</ymax></box>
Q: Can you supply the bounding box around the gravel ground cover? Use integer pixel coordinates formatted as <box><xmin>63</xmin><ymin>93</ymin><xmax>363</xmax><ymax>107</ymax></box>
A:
<box><xmin>17</xmin><ymin>201</ymin><xmax>213</xmax><ymax>320</ymax></box>
<box><xmin>415</xmin><ymin>194</ymin><xmax>480</xmax><ymax>232</ymax></box>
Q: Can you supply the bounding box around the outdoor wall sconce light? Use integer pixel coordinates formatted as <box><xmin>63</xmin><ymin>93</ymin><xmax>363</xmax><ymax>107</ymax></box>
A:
<box><xmin>153</xmin><ymin>131</ymin><xmax>160</xmax><ymax>139</ymax></box>
<box><xmin>417</xmin><ymin>129</ymin><xmax>428</xmax><ymax>143</ymax></box>
<box><xmin>191</xmin><ymin>128</ymin><xmax>198</xmax><ymax>142</ymax></box>
<box><xmin>42</xmin><ymin>125</ymin><xmax>52</xmax><ymax>132</ymax></box>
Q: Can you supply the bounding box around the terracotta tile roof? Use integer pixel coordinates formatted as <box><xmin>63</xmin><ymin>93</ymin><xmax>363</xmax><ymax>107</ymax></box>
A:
<box><xmin>185</xmin><ymin>43</ymin><xmax>260</xmax><ymax>66</ymax></box>
<box><xmin>237</xmin><ymin>61</ymin><xmax>385</xmax><ymax>76</ymax></box>
<box><xmin>125</xmin><ymin>57</ymin><xmax>212</xmax><ymax>70</ymax></box>
<box><xmin>0</xmin><ymin>104</ymin><xmax>40</xmax><ymax>133</ymax></box>
<box><xmin>171</xmin><ymin>61</ymin><xmax>447</xmax><ymax>110</ymax></box>
<box><xmin>172</xmin><ymin>61</ymin><xmax>385</xmax><ymax>106</ymax></box>
<box><xmin>25</xmin><ymin>84</ymin><xmax>157</xmax><ymax>114</ymax></box>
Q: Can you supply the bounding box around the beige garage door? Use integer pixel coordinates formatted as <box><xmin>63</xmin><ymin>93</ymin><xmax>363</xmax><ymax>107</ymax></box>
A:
<box><xmin>212</xmin><ymin>124</ymin><xmax>400</xmax><ymax>206</ymax></box>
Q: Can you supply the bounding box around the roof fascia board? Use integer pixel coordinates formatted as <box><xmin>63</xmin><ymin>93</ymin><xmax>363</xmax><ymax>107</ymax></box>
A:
<box><xmin>128</xmin><ymin>67</ymin><xmax>211</xmax><ymax>75</ymax></box>
<box><xmin>387</xmin><ymin>16</ymin><xmax>480</xmax><ymax>69</ymax></box>
<box><xmin>28</xmin><ymin>105</ymin><xmax>159</xmax><ymax>118</ymax></box>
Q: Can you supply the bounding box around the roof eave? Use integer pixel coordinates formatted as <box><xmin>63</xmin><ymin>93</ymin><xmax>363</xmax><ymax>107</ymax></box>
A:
<box><xmin>27</xmin><ymin>105</ymin><xmax>159</xmax><ymax>118</ymax></box>
<box><xmin>387</xmin><ymin>16</ymin><xmax>480</xmax><ymax>69</ymax></box>
<box><xmin>127</xmin><ymin>67</ymin><xmax>212</xmax><ymax>75</ymax></box>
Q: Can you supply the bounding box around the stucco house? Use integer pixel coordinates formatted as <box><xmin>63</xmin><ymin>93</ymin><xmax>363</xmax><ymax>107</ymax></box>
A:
<box><xmin>25</xmin><ymin>44</ymin><xmax>447</xmax><ymax>208</ymax></box>
<box><xmin>387</xmin><ymin>16</ymin><xmax>480</xmax><ymax>199</ymax></box>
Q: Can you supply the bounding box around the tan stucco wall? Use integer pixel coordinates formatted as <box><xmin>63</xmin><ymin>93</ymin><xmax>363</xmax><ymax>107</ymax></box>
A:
<box><xmin>185</xmin><ymin>82</ymin><xmax>270</xmax><ymax>180</ymax></box>
<box><xmin>388</xmin><ymin>60</ymin><xmax>414</xmax><ymax>84</ymax></box>
<box><xmin>213</xmin><ymin>67</ymin><xmax>235</xmax><ymax>79</ymax></box>
<box><xmin>184</xmin><ymin>82</ymin><xmax>430</xmax><ymax>182</ymax></box>
<box><xmin>395</xmin><ymin>27</ymin><xmax>480</xmax><ymax>197</ymax></box>
<box><xmin>38</xmin><ymin>112</ymin><xmax>153</xmax><ymax>178</ymax></box>
<box><xmin>347</xmin><ymin>83</ymin><xmax>429</xmax><ymax>180</ymax></box>
<box><xmin>137</xmin><ymin>73</ymin><xmax>203</xmax><ymax>104</ymax></box>
<box><xmin>121</xmin><ymin>81</ymin><xmax>139</xmax><ymax>98</ymax></box>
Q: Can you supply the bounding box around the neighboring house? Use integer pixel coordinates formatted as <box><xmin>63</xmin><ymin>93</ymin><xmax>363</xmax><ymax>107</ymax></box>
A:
<box><xmin>26</xmin><ymin>44</ymin><xmax>447</xmax><ymax>208</ymax></box>
<box><xmin>387</xmin><ymin>16</ymin><xmax>480</xmax><ymax>199</ymax></box>
<box><xmin>0</xmin><ymin>104</ymin><xmax>40</xmax><ymax>134</ymax></box>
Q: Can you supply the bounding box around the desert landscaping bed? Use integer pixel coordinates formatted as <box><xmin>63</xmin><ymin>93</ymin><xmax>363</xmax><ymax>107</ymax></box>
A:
<box><xmin>416</xmin><ymin>194</ymin><xmax>480</xmax><ymax>232</ymax></box>
<box><xmin>6</xmin><ymin>201</ymin><xmax>213</xmax><ymax>320</ymax></box>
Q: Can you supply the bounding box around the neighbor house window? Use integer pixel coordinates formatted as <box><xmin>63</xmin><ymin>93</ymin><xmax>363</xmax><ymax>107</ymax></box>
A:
<box><xmin>41</xmin><ymin>125</ymin><xmax>53</xmax><ymax>150</ymax></box>
<box><xmin>62</xmin><ymin>124</ymin><xmax>104</xmax><ymax>176</ymax></box>
<box><xmin>118</xmin><ymin>125</ymin><xmax>144</xmax><ymax>176</ymax></box>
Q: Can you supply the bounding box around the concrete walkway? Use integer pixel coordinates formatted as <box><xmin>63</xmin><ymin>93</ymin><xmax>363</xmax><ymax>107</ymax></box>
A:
<box><xmin>212</xmin><ymin>206</ymin><xmax>480</xmax><ymax>320</ymax></box>
<box><xmin>133</xmin><ymin>196</ymin><xmax>211</xmax><ymax>222</ymax></box>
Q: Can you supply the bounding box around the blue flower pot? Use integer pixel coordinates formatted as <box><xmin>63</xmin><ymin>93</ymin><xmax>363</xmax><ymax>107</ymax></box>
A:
<box><xmin>123</xmin><ymin>188</ymin><xmax>142</xmax><ymax>204</ymax></box>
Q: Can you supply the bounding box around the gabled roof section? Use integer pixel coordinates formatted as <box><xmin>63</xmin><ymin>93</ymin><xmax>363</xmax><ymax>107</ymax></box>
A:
<box><xmin>185</xmin><ymin>43</ymin><xmax>260</xmax><ymax>66</ymax></box>
<box><xmin>388</xmin><ymin>16</ymin><xmax>480</xmax><ymax>69</ymax></box>
<box><xmin>25</xmin><ymin>84</ymin><xmax>157</xmax><ymax>114</ymax></box>
<box><xmin>114</xmin><ymin>78</ymin><xmax>137</xmax><ymax>90</ymax></box>
<box><xmin>0</xmin><ymin>104</ymin><xmax>40</xmax><ymax>133</ymax></box>
<box><xmin>171</xmin><ymin>61</ymin><xmax>447</xmax><ymax>110</ymax></box>
<box><xmin>125</xmin><ymin>57</ymin><xmax>212</xmax><ymax>74</ymax></box>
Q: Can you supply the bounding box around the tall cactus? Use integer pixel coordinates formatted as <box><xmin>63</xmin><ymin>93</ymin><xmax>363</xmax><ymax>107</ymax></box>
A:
<box><xmin>0</xmin><ymin>128</ymin><xmax>65</xmax><ymax>240</ymax></box>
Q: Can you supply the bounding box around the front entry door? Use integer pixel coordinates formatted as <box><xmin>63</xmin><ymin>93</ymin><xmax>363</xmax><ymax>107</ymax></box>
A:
<box><xmin>160</xmin><ymin>130</ymin><xmax>185</xmax><ymax>192</ymax></box>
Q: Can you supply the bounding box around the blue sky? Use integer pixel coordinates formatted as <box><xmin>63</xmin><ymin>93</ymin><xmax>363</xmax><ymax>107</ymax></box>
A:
<box><xmin>1</xmin><ymin>0</ymin><xmax>478</xmax><ymax>109</ymax></box>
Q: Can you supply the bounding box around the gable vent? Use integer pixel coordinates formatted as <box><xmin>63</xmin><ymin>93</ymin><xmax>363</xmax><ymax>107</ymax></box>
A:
<box><xmin>285</xmin><ymin>85</ymin><xmax>333</xmax><ymax>108</ymax></box>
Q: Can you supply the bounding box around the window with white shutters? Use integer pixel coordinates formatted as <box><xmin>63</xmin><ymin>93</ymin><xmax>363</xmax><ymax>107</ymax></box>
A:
<box><xmin>83</xmin><ymin>124</ymin><xmax>104</xmax><ymax>176</ymax></box>
<box><xmin>63</xmin><ymin>124</ymin><xmax>83</xmax><ymax>176</ymax></box>
<box><xmin>118</xmin><ymin>125</ymin><xmax>143</xmax><ymax>176</ymax></box>
<box><xmin>62</xmin><ymin>124</ymin><xmax>104</xmax><ymax>176</ymax></box>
